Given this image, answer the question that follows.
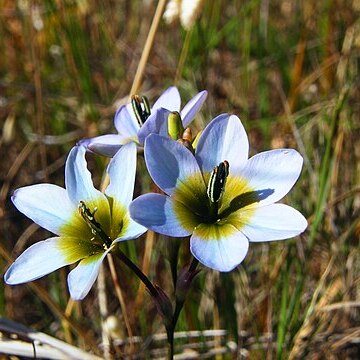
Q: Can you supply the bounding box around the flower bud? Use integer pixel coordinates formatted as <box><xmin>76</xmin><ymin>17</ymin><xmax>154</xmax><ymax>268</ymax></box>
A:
<box><xmin>168</xmin><ymin>111</ymin><xmax>184</xmax><ymax>140</ymax></box>
<box><xmin>175</xmin><ymin>265</ymin><xmax>201</xmax><ymax>303</ymax></box>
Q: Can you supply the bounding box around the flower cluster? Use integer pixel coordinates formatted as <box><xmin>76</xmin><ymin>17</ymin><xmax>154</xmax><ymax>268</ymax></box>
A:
<box><xmin>4</xmin><ymin>86</ymin><xmax>307</xmax><ymax>300</ymax></box>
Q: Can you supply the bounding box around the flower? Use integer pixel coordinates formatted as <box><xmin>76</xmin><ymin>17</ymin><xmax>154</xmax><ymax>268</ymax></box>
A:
<box><xmin>130</xmin><ymin>114</ymin><xmax>307</xmax><ymax>272</ymax></box>
<box><xmin>81</xmin><ymin>86</ymin><xmax>208</xmax><ymax>157</ymax></box>
<box><xmin>5</xmin><ymin>143</ymin><xmax>146</xmax><ymax>300</ymax></box>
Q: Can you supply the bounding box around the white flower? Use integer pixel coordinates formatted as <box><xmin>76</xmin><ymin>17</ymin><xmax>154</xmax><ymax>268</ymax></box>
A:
<box><xmin>5</xmin><ymin>143</ymin><xmax>146</xmax><ymax>300</ymax></box>
<box><xmin>80</xmin><ymin>86</ymin><xmax>207</xmax><ymax>157</ymax></box>
<box><xmin>130</xmin><ymin>114</ymin><xmax>307</xmax><ymax>271</ymax></box>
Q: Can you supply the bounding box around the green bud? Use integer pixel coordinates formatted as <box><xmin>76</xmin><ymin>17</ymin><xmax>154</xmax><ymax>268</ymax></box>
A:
<box><xmin>168</xmin><ymin>111</ymin><xmax>184</xmax><ymax>140</ymax></box>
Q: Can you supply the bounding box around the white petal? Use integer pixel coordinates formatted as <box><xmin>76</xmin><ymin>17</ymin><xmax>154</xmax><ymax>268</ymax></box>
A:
<box><xmin>152</xmin><ymin>86</ymin><xmax>181</xmax><ymax>112</ymax></box>
<box><xmin>65</xmin><ymin>146</ymin><xmax>106</xmax><ymax>204</ymax></box>
<box><xmin>195</xmin><ymin>114</ymin><xmax>249</xmax><ymax>174</ymax></box>
<box><xmin>114</xmin><ymin>218</ymin><xmax>147</xmax><ymax>242</ymax></box>
<box><xmin>145</xmin><ymin>134</ymin><xmax>204</xmax><ymax>195</ymax></box>
<box><xmin>137</xmin><ymin>108</ymin><xmax>170</xmax><ymax>145</ymax></box>
<box><xmin>4</xmin><ymin>237</ymin><xmax>77</xmax><ymax>284</ymax></box>
<box><xmin>105</xmin><ymin>142</ymin><xmax>137</xmax><ymax>207</ymax></box>
<box><xmin>181</xmin><ymin>90</ymin><xmax>208</xmax><ymax>127</ymax></box>
<box><xmin>67</xmin><ymin>251</ymin><xmax>109</xmax><ymax>300</ymax></box>
<box><xmin>12</xmin><ymin>184</ymin><xmax>74</xmax><ymax>235</ymax></box>
<box><xmin>130</xmin><ymin>193</ymin><xmax>191</xmax><ymax>237</ymax></box>
<box><xmin>241</xmin><ymin>149</ymin><xmax>304</xmax><ymax>206</ymax></box>
<box><xmin>79</xmin><ymin>134</ymin><xmax>124</xmax><ymax>157</ymax></box>
<box><xmin>241</xmin><ymin>203</ymin><xmax>307</xmax><ymax>242</ymax></box>
<box><xmin>190</xmin><ymin>226</ymin><xmax>249</xmax><ymax>272</ymax></box>
<box><xmin>114</xmin><ymin>104</ymin><xmax>140</xmax><ymax>139</ymax></box>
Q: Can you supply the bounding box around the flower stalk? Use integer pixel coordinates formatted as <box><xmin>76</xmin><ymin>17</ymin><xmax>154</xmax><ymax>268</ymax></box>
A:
<box><xmin>167</xmin><ymin>256</ymin><xmax>200</xmax><ymax>359</ymax></box>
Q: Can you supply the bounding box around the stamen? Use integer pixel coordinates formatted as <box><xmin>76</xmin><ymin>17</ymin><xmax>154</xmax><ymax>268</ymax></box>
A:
<box><xmin>207</xmin><ymin>160</ymin><xmax>229</xmax><ymax>203</ymax></box>
<box><xmin>131</xmin><ymin>94</ymin><xmax>151</xmax><ymax>126</ymax></box>
<box><xmin>78</xmin><ymin>201</ymin><xmax>112</xmax><ymax>249</ymax></box>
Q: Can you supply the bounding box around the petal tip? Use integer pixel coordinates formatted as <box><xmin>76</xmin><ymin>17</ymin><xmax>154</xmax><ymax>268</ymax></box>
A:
<box><xmin>4</xmin><ymin>267</ymin><xmax>16</xmax><ymax>285</ymax></box>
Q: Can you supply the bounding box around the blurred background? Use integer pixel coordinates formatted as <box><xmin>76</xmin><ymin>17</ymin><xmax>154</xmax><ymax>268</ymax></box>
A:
<box><xmin>0</xmin><ymin>0</ymin><xmax>360</xmax><ymax>358</ymax></box>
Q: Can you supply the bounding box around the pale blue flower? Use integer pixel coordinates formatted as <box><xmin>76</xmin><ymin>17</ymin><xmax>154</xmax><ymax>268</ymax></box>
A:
<box><xmin>80</xmin><ymin>86</ymin><xmax>207</xmax><ymax>156</ymax></box>
<box><xmin>130</xmin><ymin>114</ymin><xmax>307</xmax><ymax>271</ymax></box>
<box><xmin>5</xmin><ymin>143</ymin><xmax>146</xmax><ymax>300</ymax></box>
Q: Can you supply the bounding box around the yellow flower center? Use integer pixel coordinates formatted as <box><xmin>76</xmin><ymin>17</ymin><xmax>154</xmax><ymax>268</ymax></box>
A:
<box><xmin>58</xmin><ymin>197</ymin><xmax>130</xmax><ymax>262</ymax></box>
<box><xmin>172</xmin><ymin>172</ymin><xmax>258</xmax><ymax>240</ymax></box>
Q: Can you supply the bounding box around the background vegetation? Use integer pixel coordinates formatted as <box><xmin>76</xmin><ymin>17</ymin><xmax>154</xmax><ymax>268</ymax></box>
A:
<box><xmin>0</xmin><ymin>0</ymin><xmax>359</xmax><ymax>358</ymax></box>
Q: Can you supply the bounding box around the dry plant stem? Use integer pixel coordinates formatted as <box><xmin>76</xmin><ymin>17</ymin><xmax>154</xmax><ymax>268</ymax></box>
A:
<box><xmin>107</xmin><ymin>253</ymin><xmax>134</xmax><ymax>355</ymax></box>
<box><xmin>62</xmin><ymin>298</ymin><xmax>75</xmax><ymax>345</ymax></box>
<box><xmin>0</xmin><ymin>143</ymin><xmax>34</xmax><ymax>217</ymax></box>
<box><xmin>129</xmin><ymin>0</ymin><xmax>167</xmax><ymax>96</ymax></box>
<box><xmin>135</xmin><ymin>230</ymin><xmax>155</xmax><ymax>310</ymax></box>
<box><xmin>97</xmin><ymin>265</ymin><xmax>112</xmax><ymax>360</ymax></box>
<box><xmin>29</xmin><ymin>3</ymin><xmax>47</xmax><ymax>182</ymax></box>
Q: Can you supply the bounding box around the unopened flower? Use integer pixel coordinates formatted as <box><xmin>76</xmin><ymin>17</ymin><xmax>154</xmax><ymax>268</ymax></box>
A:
<box><xmin>5</xmin><ymin>143</ymin><xmax>146</xmax><ymax>300</ymax></box>
<box><xmin>81</xmin><ymin>86</ymin><xmax>207</xmax><ymax>157</ymax></box>
<box><xmin>130</xmin><ymin>114</ymin><xmax>307</xmax><ymax>271</ymax></box>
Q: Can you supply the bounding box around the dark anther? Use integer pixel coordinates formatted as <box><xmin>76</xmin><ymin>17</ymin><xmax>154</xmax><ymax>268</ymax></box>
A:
<box><xmin>207</xmin><ymin>160</ymin><xmax>229</xmax><ymax>203</ymax></box>
<box><xmin>131</xmin><ymin>95</ymin><xmax>151</xmax><ymax>126</ymax></box>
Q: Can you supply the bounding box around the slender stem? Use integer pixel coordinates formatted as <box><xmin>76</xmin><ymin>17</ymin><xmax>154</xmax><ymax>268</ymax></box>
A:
<box><xmin>189</xmin><ymin>257</ymin><xmax>200</xmax><ymax>273</ymax></box>
<box><xmin>107</xmin><ymin>254</ymin><xmax>134</xmax><ymax>354</ymax></box>
<box><xmin>167</xmin><ymin>257</ymin><xmax>200</xmax><ymax>358</ymax></box>
<box><xmin>173</xmin><ymin>258</ymin><xmax>199</xmax><ymax>325</ymax></box>
<box><xmin>116</xmin><ymin>249</ymin><xmax>159</xmax><ymax>299</ymax></box>
<box><xmin>97</xmin><ymin>265</ymin><xmax>112</xmax><ymax>360</ymax></box>
<box><xmin>168</xmin><ymin>333</ymin><xmax>174</xmax><ymax>360</ymax></box>
<box><xmin>174</xmin><ymin>27</ymin><xmax>193</xmax><ymax>85</ymax></box>
<box><xmin>135</xmin><ymin>230</ymin><xmax>155</xmax><ymax>310</ymax></box>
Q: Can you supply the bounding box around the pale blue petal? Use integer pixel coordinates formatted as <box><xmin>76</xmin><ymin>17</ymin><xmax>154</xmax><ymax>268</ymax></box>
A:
<box><xmin>181</xmin><ymin>90</ymin><xmax>208</xmax><ymax>127</ymax></box>
<box><xmin>79</xmin><ymin>134</ymin><xmax>123</xmax><ymax>157</ymax></box>
<box><xmin>241</xmin><ymin>149</ymin><xmax>303</xmax><ymax>206</ymax></box>
<box><xmin>4</xmin><ymin>237</ymin><xmax>77</xmax><ymax>284</ymax></box>
<box><xmin>152</xmin><ymin>86</ymin><xmax>181</xmax><ymax>112</ymax></box>
<box><xmin>129</xmin><ymin>193</ymin><xmax>190</xmax><ymax>237</ymax></box>
<box><xmin>67</xmin><ymin>251</ymin><xmax>109</xmax><ymax>300</ymax></box>
<box><xmin>113</xmin><ymin>218</ymin><xmax>147</xmax><ymax>242</ymax></box>
<box><xmin>241</xmin><ymin>203</ymin><xmax>307</xmax><ymax>241</ymax></box>
<box><xmin>12</xmin><ymin>184</ymin><xmax>74</xmax><ymax>235</ymax></box>
<box><xmin>65</xmin><ymin>146</ymin><xmax>106</xmax><ymax>204</ymax></box>
<box><xmin>195</xmin><ymin>114</ymin><xmax>249</xmax><ymax>175</ymax></box>
<box><xmin>145</xmin><ymin>134</ymin><xmax>204</xmax><ymax>195</ymax></box>
<box><xmin>114</xmin><ymin>104</ymin><xmax>140</xmax><ymax>139</ymax></box>
<box><xmin>190</xmin><ymin>227</ymin><xmax>249</xmax><ymax>272</ymax></box>
<box><xmin>105</xmin><ymin>142</ymin><xmax>137</xmax><ymax>207</ymax></box>
<box><xmin>137</xmin><ymin>108</ymin><xmax>170</xmax><ymax>144</ymax></box>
